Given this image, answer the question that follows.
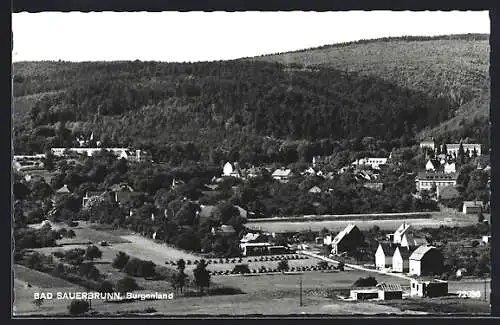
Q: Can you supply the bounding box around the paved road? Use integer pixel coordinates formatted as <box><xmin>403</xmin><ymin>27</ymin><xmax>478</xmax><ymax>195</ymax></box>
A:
<box><xmin>300</xmin><ymin>251</ymin><xmax>413</xmax><ymax>281</ymax></box>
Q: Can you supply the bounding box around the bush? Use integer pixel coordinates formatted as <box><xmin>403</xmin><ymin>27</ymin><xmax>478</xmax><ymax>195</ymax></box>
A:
<box><xmin>53</xmin><ymin>251</ymin><xmax>65</xmax><ymax>259</ymax></box>
<box><xmin>233</xmin><ymin>264</ymin><xmax>250</xmax><ymax>274</ymax></box>
<box><xmin>116</xmin><ymin>276</ymin><xmax>138</xmax><ymax>293</ymax></box>
<box><xmin>68</xmin><ymin>300</ymin><xmax>89</xmax><ymax>315</ymax></box>
<box><xmin>277</xmin><ymin>259</ymin><xmax>289</xmax><ymax>272</ymax></box>
<box><xmin>112</xmin><ymin>252</ymin><xmax>130</xmax><ymax>269</ymax></box>
<box><xmin>213</xmin><ymin>260</ymin><xmax>218</xmax><ymax>264</ymax></box>
<box><xmin>85</xmin><ymin>245</ymin><xmax>102</xmax><ymax>261</ymax></box>
<box><xmin>252</xmin><ymin>269</ymin><xmax>257</xmax><ymax>273</ymax></box>
<box><xmin>187</xmin><ymin>260</ymin><xmax>192</xmax><ymax>265</ymax></box>
<box><xmin>123</xmin><ymin>258</ymin><xmax>156</xmax><ymax>278</ymax></box>
<box><xmin>353</xmin><ymin>276</ymin><xmax>378</xmax><ymax>287</ymax></box>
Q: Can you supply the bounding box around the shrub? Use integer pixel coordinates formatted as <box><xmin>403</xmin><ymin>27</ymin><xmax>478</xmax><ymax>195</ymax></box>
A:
<box><xmin>252</xmin><ymin>269</ymin><xmax>257</xmax><ymax>273</ymax></box>
<box><xmin>219</xmin><ymin>258</ymin><xmax>224</xmax><ymax>263</ymax></box>
<box><xmin>233</xmin><ymin>264</ymin><xmax>250</xmax><ymax>274</ymax></box>
<box><xmin>116</xmin><ymin>276</ymin><xmax>138</xmax><ymax>293</ymax></box>
<box><xmin>213</xmin><ymin>260</ymin><xmax>218</xmax><ymax>264</ymax></box>
<box><xmin>277</xmin><ymin>259</ymin><xmax>289</xmax><ymax>272</ymax></box>
<box><xmin>353</xmin><ymin>276</ymin><xmax>378</xmax><ymax>287</ymax></box>
<box><xmin>68</xmin><ymin>300</ymin><xmax>89</xmax><ymax>315</ymax></box>
<box><xmin>238</xmin><ymin>258</ymin><xmax>242</xmax><ymax>263</ymax></box>
<box><xmin>187</xmin><ymin>260</ymin><xmax>192</xmax><ymax>265</ymax></box>
<box><xmin>53</xmin><ymin>251</ymin><xmax>65</xmax><ymax>259</ymax></box>
<box><xmin>112</xmin><ymin>252</ymin><xmax>130</xmax><ymax>269</ymax></box>
<box><xmin>194</xmin><ymin>260</ymin><xmax>199</xmax><ymax>264</ymax></box>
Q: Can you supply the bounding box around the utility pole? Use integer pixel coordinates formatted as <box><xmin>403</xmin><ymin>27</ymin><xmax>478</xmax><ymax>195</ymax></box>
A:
<box><xmin>299</xmin><ymin>274</ymin><xmax>303</xmax><ymax>307</ymax></box>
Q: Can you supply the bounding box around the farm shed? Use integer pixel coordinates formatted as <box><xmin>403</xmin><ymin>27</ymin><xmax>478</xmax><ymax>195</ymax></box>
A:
<box><xmin>377</xmin><ymin>283</ymin><xmax>403</xmax><ymax>300</ymax></box>
<box><xmin>350</xmin><ymin>288</ymin><xmax>379</xmax><ymax>301</ymax></box>
<box><xmin>410</xmin><ymin>279</ymin><xmax>448</xmax><ymax>298</ymax></box>
<box><xmin>462</xmin><ymin>201</ymin><xmax>483</xmax><ymax>214</ymax></box>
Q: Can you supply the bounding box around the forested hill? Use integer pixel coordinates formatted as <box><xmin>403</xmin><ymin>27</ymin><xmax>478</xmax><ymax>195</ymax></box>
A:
<box><xmin>253</xmin><ymin>34</ymin><xmax>490</xmax><ymax>108</ymax></box>
<box><xmin>12</xmin><ymin>56</ymin><xmax>484</xmax><ymax>163</ymax></box>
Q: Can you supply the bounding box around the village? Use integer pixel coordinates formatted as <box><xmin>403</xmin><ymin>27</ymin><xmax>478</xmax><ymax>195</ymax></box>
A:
<box><xmin>13</xmin><ymin>131</ymin><xmax>492</xmax><ymax>315</ymax></box>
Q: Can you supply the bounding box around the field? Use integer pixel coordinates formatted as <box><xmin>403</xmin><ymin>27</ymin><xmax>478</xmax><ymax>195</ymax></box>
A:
<box><xmin>14</xmin><ymin>220</ymin><xmax>490</xmax><ymax>316</ymax></box>
<box><xmin>245</xmin><ymin>217</ymin><xmax>473</xmax><ymax>233</ymax></box>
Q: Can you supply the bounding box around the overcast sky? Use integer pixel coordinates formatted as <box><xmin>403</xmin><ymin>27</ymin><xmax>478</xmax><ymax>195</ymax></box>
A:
<box><xmin>12</xmin><ymin>11</ymin><xmax>490</xmax><ymax>62</ymax></box>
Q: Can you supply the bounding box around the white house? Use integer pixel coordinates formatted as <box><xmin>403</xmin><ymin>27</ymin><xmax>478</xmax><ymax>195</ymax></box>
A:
<box><xmin>446</xmin><ymin>143</ymin><xmax>482</xmax><ymax>157</ymax></box>
<box><xmin>444</xmin><ymin>162</ymin><xmax>456</xmax><ymax>174</ymax></box>
<box><xmin>392</xmin><ymin>246</ymin><xmax>413</xmax><ymax>273</ymax></box>
<box><xmin>415</xmin><ymin>172</ymin><xmax>458</xmax><ymax>192</ymax></box>
<box><xmin>393</xmin><ymin>223</ymin><xmax>411</xmax><ymax>244</ymax></box>
<box><xmin>482</xmin><ymin>235</ymin><xmax>491</xmax><ymax>245</ymax></box>
<box><xmin>272</xmin><ymin>168</ymin><xmax>293</xmax><ymax>182</ymax></box>
<box><xmin>351</xmin><ymin>158</ymin><xmax>388</xmax><ymax>170</ymax></box>
<box><xmin>425</xmin><ymin>160</ymin><xmax>435</xmax><ymax>171</ymax></box>
<box><xmin>400</xmin><ymin>234</ymin><xmax>427</xmax><ymax>248</ymax></box>
<box><xmin>420</xmin><ymin>140</ymin><xmax>435</xmax><ymax>151</ymax></box>
<box><xmin>375</xmin><ymin>243</ymin><xmax>396</xmax><ymax>270</ymax></box>
<box><xmin>302</xmin><ymin>167</ymin><xmax>317</xmax><ymax>176</ymax></box>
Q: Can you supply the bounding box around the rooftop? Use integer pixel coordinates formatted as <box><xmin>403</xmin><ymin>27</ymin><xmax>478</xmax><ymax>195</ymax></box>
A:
<box><xmin>409</xmin><ymin>245</ymin><xmax>436</xmax><ymax>261</ymax></box>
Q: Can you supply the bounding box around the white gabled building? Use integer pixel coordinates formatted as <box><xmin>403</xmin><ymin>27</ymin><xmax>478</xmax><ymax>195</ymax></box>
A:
<box><xmin>425</xmin><ymin>160</ymin><xmax>435</xmax><ymax>171</ymax></box>
<box><xmin>393</xmin><ymin>223</ymin><xmax>411</xmax><ymax>245</ymax></box>
<box><xmin>444</xmin><ymin>162</ymin><xmax>456</xmax><ymax>174</ymax></box>
<box><xmin>351</xmin><ymin>158</ymin><xmax>388</xmax><ymax>170</ymax></box>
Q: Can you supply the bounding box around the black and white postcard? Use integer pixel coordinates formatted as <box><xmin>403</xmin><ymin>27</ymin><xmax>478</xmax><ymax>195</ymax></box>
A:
<box><xmin>11</xmin><ymin>10</ymin><xmax>492</xmax><ymax>317</ymax></box>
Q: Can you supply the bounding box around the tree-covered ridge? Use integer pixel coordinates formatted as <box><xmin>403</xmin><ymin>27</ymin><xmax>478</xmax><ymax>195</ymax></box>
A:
<box><xmin>254</xmin><ymin>35</ymin><xmax>490</xmax><ymax>107</ymax></box>
<box><xmin>14</xmin><ymin>60</ymin><xmax>458</xmax><ymax>156</ymax></box>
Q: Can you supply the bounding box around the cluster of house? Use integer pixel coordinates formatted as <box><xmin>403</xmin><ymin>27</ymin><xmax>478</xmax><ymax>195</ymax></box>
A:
<box><xmin>420</xmin><ymin>139</ymin><xmax>482</xmax><ymax>157</ymax></box>
<box><xmin>375</xmin><ymin>223</ymin><xmax>444</xmax><ymax>276</ymax></box>
<box><xmin>50</xmin><ymin>147</ymin><xmax>152</xmax><ymax>163</ymax></box>
<box><xmin>321</xmin><ymin>222</ymin><xmax>444</xmax><ymax>277</ymax></box>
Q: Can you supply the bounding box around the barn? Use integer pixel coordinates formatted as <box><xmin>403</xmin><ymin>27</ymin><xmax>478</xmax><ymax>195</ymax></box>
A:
<box><xmin>409</xmin><ymin>246</ymin><xmax>444</xmax><ymax>276</ymax></box>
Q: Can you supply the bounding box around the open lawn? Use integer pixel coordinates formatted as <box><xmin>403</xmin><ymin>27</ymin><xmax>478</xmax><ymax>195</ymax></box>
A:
<box><xmin>112</xmin><ymin>235</ymin><xmax>201</xmax><ymax>267</ymax></box>
<box><xmin>377</xmin><ymin>297</ymin><xmax>490</xmax><ymax>315</ymax></box>
<box><xmin>14</xmin><ymin>264</ymin><xmax>77</xmax><ymax>288</ymax></box>
<box><xmin>214</xmin><ymin>270</ymin><xmax>404</xmax><ymax>295</ymax></box>
<box><xmin>246</xmin><ymin>217</ymin><xmax>473</xmax><ymax>233</ymax></box>
<box><xmin>58</xmin><ymin>226</ymin><xmax>131</xmax><ymax>245</ymax></box>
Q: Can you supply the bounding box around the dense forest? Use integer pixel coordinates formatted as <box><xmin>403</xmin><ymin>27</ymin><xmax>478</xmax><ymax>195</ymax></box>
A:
<box><xmin>13</xmin><ymin>59</ymin><xmax>468</xmax><ymax>161</ymax></box>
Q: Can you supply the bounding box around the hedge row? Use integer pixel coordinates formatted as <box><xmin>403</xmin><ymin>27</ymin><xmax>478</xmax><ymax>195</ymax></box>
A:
<box><xmin>164</xmin><ymin>255</ymin><xmax>308</xmax><ymax>266</ymax></box>
<box><xmin>210</xmin><ymin>264</ymin><xmax>337</xmax><ymax>275</ymax></box>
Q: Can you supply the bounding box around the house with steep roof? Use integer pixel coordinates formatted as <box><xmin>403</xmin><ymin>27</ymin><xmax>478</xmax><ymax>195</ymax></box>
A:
<box><xmin>409</xmin><ymin>246</ymin><xmax>444</xmax><ymax>276</ymax></box>
<box><xmin>401</xmin><ymin>234</ymin><xmax>428</xmax><ymax>249</ymax></box>
<box><xmin>392</xmin><ymin>246</ymin><xmax>414</xmax><ymax>273</ymax></box>
<box><xmin>425</xmin><ymin>160</ymin><xmax>436</xmax><ymax>171</ymax></box>
<box><xmin>375</xmin><ymin>243</ymin><xmax>397</xmax><ymax>270</ymax></box>
<box><xmin>330</xmin><ymin>224</ymin><xmax>364</xmax><ymax>255</ymax></box>
<box><xmin>393</xmin><ymin>223</ymin><xmax>411</xmax><ymax>244</ymax></box>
